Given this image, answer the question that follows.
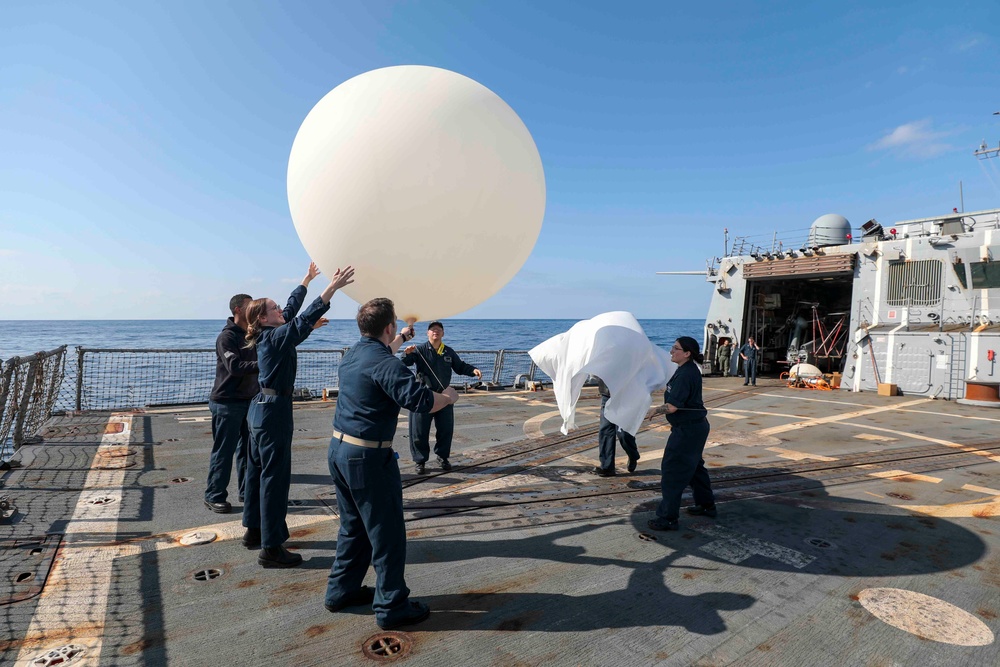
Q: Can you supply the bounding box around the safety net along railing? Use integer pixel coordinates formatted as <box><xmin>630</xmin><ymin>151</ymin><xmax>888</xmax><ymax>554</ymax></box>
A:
<box><xmin>1</xmin><ymin>346</ymin><xmax>68</xmax><ymax>460</ymax></box>
<box><xmin>55</xmin><ymin>347</ymin><xmax>551</xmax><ymax>413</ymax></box>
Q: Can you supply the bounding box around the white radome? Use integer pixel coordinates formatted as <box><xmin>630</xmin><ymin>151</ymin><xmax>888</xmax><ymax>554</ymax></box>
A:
<box><xmin>287</xmin><ymin>65</ymin><xmax>546</xmax><ymax>321</ymax></box>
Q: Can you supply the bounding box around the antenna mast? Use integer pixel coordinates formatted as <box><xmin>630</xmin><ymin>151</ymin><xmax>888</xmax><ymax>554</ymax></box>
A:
<box><xmin>975</xmin><ymin>111</ymin><xmax>1000</xmax><ymax>159</ymax></box>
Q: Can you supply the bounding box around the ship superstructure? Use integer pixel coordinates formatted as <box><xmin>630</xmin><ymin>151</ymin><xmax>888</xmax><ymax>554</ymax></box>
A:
<box><xmin>695</xmin><ymin>207</ymin><xmax>1000</xmax><ymax>403</ymax></box>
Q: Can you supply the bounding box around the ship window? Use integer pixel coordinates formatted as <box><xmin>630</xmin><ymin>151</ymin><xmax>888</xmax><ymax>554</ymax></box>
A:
<box><xmin>970</xmin><ymin>261</ymin><xmax>1000</xmax><ymax>289</ymax></box>
<box><xmin>886</xmin><ymin>259</ymin><xmax>943</xmax><ymax>306</ymax></box>
<box><xmin>952</xmin><ymin>260</ymin><xmax>968</xmax><ymax>289</ymax></box>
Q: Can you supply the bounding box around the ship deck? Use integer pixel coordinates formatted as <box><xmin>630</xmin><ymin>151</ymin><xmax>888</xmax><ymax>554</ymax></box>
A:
<box><xmin>3</xmin><ymin>378</ymin><xmax>1000</xmax><ymax>666</ymax></box>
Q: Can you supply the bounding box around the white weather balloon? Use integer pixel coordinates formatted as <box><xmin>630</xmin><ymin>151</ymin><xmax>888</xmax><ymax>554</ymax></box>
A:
<box><xmin>287</xmin><ymin>65</ymin><xmax>546</xmax><ymax>321</ymax></box>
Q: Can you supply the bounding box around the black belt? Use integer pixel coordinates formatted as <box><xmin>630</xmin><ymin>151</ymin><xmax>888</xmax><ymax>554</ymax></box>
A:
<box><xmin>260</xmin><ymin>388</ymin><xmax>293</xmax><ymax>397</ymax></box>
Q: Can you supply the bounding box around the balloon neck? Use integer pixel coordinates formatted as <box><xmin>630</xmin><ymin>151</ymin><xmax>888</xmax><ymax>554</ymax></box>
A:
<box><xmin>404</xmin><ymin>316</ymin><xmax>418</xmax><ymax>326</ymax></box>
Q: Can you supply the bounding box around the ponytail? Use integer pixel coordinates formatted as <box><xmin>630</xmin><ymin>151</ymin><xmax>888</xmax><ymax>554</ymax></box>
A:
<box><xmin>243</xmin><ymin>298</ymin><xmax>269</xmax><ymax>349</ymax></box>
<box><xmin>675</xmin><ymin>336</ymin><xmax>704</xmax><ymax>365</ymax></box>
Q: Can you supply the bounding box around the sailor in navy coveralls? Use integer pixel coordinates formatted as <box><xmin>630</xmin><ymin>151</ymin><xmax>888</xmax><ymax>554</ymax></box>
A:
<box><xmin>325</xmin><ymin>298</ymin><xmax>459</xmax><ymax>630</ymax></box>
<box><xmin>646</xmin><ymin>336</ymin><xmax>717</xmax><ymax>531</ymax></box>
<box><xmin>204</xmin><ymin>293</ymin><xmax>257</xmax><ymax>514</ymax></box>
<box><xmin>241</xmin><ymin>262</ymin><xmax>354</xmax><ymax>568</ymax></box>
<box><xmin>402</xmin><ymin>321</ymin><xmax>481</xmax><ymax>473</ymax></box>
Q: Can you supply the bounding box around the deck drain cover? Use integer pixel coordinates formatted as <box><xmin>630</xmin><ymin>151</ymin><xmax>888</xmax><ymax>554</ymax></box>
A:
<box><xmin>96</xmin><ymin>446</ymin><xmax>137</xmax><ymax>458</ymax></box>
<box><xmin>637</xmin><ymin>532</ymin><xmax>658</xmax><ymax>542</ymax></box>
<box><xmin>179</xmin><ymin>531</ymin><xmax>217</xmax><ymax>546</ymax></box>
<box><xmin>288</xmin><ymin>499</ymin><xmax>305</xmax><ymax>506</ymax></box>
<box><xmin>804</xmin><ymin>537</ymin><xmax>836</xmax><ymax>549</ymax></box>
<box><xmin>29</xmin><ymin>643</ymin><xmax>87</xmax><ymax>666</ymax></box>
<box><xmin>170</xmin><ymin>477</ymin><xmax>192</xmax><ymax>484</ymax></box>
<box><xmin>86</xmin><ymin>496</ymin><xmax>118</xmax><ymax>506</ymax></box>
<box><xmin>193</xmin><ymin>568</ymin><xmax>224</xmax><ymax>581</ymax></box>
<box><xmin>886</xmin><ymin>492</ymin><xmax>913</xmax><ymax>501</ymax></box>
<box><xmin>93</xmin><ymin>458</ymin><xmax>136</xmax><ymax>469</ymax></box>
<box><xmin>361</xmin><ymin>631</ymin><xmax>412</xmax><ymax>661</ymax></box>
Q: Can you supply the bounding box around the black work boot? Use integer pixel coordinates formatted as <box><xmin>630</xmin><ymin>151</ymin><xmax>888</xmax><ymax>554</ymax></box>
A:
<box><xmin>377</xmin><ymin>601</ymin><xmax>431</xmax><ymax>630</ymax></box>
<box><xmin>204</xmin><ymin>499</ymin><xmax>231</xmax><ymax>514</ymax></box>
<box><xmin>242</xmin><ymin>527</ymin><xmax>262</xmax><ymax>549</ymax></box>
<box><xmin>258</xmin><ymin>545</ymin><xmax>302</xmax><ymax>568</ymax></box>
<box><xmin>436</xmin><ymin>457</ymin><xmax>452</xmax><ymax>471</ymax></box>
<box><xmin>685</xmin><ymin>504</ymin><xmax>718</xmax><ymax>518</ymax></box>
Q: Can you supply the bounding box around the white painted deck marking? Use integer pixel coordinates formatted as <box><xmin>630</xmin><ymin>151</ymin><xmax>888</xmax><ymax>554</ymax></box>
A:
<box><xmin>854</xmin><ymin>433</ymin><xmax>899</xmax><ymax>442</ymax></box>
<box><xmin>857</xmin><ymin>588</ymin><xmax>994</xmax><ymax>646</ymax></box>
<box><xmin>14</xmin><ymin>415</ymin><xmax>133</xmax><ymax>666</ymax></box>
<box><xmin>868</xmin><ymin>470</ymin><xmax>942</xmax><ymax>483</ymax></box>
<box><xmin>756</xmin><ymin>392</ymin><xmax>868</xmax><ymax>407</ymax></box>
<box><xmin>695</xmin><ymin>524</ymin><xmax>815</xmax><ymax>569</ymax></box>
<box><xmin>710</xmin><ymin>411</ymin><xmax>744</xmax><ymax>420</ymax></box>
<box><xmin>962</xmin><ymin>483</ymin><xmax>1000</xmax><ymax>495</ymax></box>
<box><xmin>758</xmin><ymin>398</ymin><xmax>933</xmax><ymax>436</ymax></box>
<box><xmin>765</xmin><ymin>447</ymin><xmax>837</xmax><ymax>462</ymax></box>
<box><xmin>176</xmin><ymin>416</ymin><xmax>211</xmax><ymax>423</ymax></box>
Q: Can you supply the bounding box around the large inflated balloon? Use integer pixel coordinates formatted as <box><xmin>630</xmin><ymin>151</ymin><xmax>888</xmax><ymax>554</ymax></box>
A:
<box><xmin>287</xmin><ymin>66</ymin><xmax>546</xmax><ymax>321</ymax></box>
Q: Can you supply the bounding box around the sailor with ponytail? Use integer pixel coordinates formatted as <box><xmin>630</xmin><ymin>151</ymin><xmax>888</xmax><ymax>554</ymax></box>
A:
<box><xmin>241</xmin><ymin>262</ymin><xmax>355</xmax><ymax>568</ymax></box>
<box><xmin>645</xmin><ymin>336</ymin><xmax>717</xmax><ymax>531</ymax></box>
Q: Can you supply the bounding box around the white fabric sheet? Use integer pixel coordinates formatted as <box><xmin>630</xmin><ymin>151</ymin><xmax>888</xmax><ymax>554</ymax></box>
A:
<box><xmin>528</xmin><ymin>311</ymin><xmax>677</xmax><ymax>436</ymax></box>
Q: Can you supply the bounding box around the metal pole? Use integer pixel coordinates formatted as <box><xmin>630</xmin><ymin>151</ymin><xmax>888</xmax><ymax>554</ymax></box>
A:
<box><xmin>960</xmin><ymin>181</ymin><xmax>964</xmax><ymax>213</ymax></box>
<box><xmin>75</xmin><ymin>346</ymin><xmax>85</xmax><ymax>412</ymax></box>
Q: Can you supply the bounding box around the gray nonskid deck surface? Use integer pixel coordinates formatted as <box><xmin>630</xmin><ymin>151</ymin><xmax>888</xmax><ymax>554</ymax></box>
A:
<box><xmin>2</xmin><ymin>379</ymin><xmax>999</xmax><ymax>666</ymax></box>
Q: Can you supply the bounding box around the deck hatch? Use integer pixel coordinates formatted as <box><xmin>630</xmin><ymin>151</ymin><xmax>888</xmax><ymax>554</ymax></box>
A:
<box><xmin>742</xmin><ymin>254</ymin><xmax>856</xmax><ymax>280</ymax></box>
<box><xmin>0</xmin><ymin>534</ymin><xmax>62</xmax><ymax>605</ymax></box>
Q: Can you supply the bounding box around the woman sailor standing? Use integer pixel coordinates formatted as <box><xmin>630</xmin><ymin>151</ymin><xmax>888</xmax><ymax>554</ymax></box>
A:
<box><xmin>646</xmin><ymin>336</ymin><xmax>717</xmax><ymax>531</ymax></box>
<box><xmin>241</xmin><ymin>262</ymin><xmax>355</xmax><ymax>567</ymax></box>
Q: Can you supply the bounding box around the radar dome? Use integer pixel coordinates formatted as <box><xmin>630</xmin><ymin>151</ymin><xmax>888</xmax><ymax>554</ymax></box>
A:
<box><xmin>806</xmin><ymin>214</ymin><xmax>851</xmax><ymax>247</ymax></box>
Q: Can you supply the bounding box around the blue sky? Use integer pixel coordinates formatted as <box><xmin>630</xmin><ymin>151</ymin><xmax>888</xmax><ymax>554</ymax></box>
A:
<box><xmin>2</xmin><ymin>1</ymin><xmax>998</xmax><ymax>320</ymax></box>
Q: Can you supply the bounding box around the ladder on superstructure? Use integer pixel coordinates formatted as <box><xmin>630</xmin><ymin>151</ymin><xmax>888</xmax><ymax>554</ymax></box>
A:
<box><xmin>947</xmin><ymin>333</ymin><xmax>967</xmax><ymax>400</ymax></box>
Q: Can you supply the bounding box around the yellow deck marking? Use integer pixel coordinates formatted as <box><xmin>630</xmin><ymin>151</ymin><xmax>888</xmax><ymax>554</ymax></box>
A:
<box><xmin>522</xmin><ymin>407</ymin><xmax>598</xmax><ymax>439</ymax></box>
<box><xmin>758</xmin><ymin>398</ymin><xmax>933</xmax><ymax>436</ymax></box>
<box><xmin>962</xmin><ymin>483</ymin><xmax>1000</xmax><ymax>495</ymax></box>
<box><xmin>765</xmin><ymin>447</ymin><xmax>838</xmax><ymax>462</ymax></box>
<box><xmin>896</xmin><ymin>501</ymin><xmax>1000</xmax><ymax>518</ymax></box>
<box><xmin>868</xmin><ymin>470</ymin><xmax>942</xmax><ymax>483</ymax></box>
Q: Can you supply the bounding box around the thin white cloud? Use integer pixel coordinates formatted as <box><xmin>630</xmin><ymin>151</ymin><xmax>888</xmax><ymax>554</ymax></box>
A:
<box><xmin>869</xmin><ymin>119</ymin><xmax>953</xmax><ymax>159</ymax></box>
<box><xmin>957</xmin><ymin>36</ymin><xmax>982</xmax><ymax>51</ymax></box>
<box><xmin>0</xmin><ymin>249</ymin><xmax>17</xmax><ymax>257</ymax></box>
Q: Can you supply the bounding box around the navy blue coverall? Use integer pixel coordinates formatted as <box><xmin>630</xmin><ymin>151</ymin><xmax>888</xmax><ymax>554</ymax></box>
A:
<box><xmin>740</xmin><ymin>342</ymin><xmax>759</xmax><ymax>386</ymax></box>
<box><xmin>205</xmin><ymin>317</ymin><xmax>258</xmax><ymax>504</ymax></box>
<box><xmin>242</xmin><ymin>286</ymin><xmax>330</xmax><ymax>548</ymax></box>
<box><xmin>656</xmin><ymin>361</ymin><xmax>715</xmax><ymax>521</ymax></box>
<box><xmin>402</xmin><ymin>342</ymin><xmax>478</xmax><ymax>463</ymax></box>
<box><xmin>596</xmin><ymin>379</ymin><xmax>640</xmax><ymax>470</ymax></box>
<box><xmin>326</xmin><ymin>337</ymin><xmax>435</xmax><ymax>627</ymax></box>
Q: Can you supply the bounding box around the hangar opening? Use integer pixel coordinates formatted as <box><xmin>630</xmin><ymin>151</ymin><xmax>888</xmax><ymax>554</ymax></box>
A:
<box><xmin>740</xmin><ymin>253</ymin><xmax>856</xmax><ymax>377</ymax></box>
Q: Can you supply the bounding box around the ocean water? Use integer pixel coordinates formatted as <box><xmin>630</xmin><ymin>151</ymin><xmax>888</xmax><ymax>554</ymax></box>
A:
<box><xmin>1</xmin><ymin>319</ymin><xmax>705</xmax><ymax>361</ymax></box>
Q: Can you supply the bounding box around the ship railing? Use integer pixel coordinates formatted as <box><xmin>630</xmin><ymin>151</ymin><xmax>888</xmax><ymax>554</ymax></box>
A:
<box><xmin>48</xmin><ymin>347</ymin><xmax>550</xmax><ymax>413</ymax></box>
<box><xmin>728</xmin><ymin>226</ymin><xmax>829</xmax><ymax>259</ymax></box>
<box><xmin>0</xmin><ymin>346</ymin><xmax>68</xmax><ymax>459</ymax></box>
